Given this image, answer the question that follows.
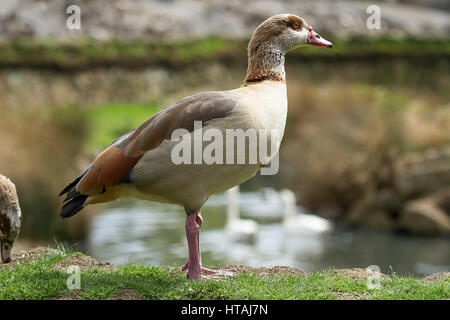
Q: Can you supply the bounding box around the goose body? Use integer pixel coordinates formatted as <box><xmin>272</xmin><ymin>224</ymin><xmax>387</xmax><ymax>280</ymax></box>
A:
<box><xmin>0</xmin><ymin>174</ymin><xmax>22</xmax><ymax>263</ymax></box>
<box><xmin>60</xmin><ymin>14</ymin><xmax>332</xmax><ymax>279</ymax></box>
<box><xmin>109</xmin><ymin>81</ymin><xmax>288</xmax><ymax>210</ymax></box>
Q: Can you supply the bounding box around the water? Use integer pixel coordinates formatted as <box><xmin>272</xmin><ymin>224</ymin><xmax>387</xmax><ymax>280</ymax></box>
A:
<box><xmin>86</xmin><ymin>192</ymin><xmax>450</xmax><ymax>276</ymax></box>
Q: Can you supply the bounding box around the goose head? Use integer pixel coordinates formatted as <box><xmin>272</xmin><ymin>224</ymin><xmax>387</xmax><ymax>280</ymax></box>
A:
<box><xmin>248</xmin><ymin>14</ymin><xmax>332</xmax><ymax>54</ymax></box>
<box><xmin>0</xmin><ymin>175</ymin><xmax>22</xmax><ymax>263</ymax></box>
<box><xmin>246</xmin><ymin>14</ymin><xmax>332</xmax><ymax>82</ymax></box>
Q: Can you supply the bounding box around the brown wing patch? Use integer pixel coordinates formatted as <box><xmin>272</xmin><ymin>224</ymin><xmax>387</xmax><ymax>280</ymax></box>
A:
<box><xmin>135</xmin><ymin>92</ymin><xmax>236</xmax><ymax>151</ymax></box>
<box><xmin>77</xmin><ymin>146</ymin><xmax>142</xmax><ymax>195</ymax></box>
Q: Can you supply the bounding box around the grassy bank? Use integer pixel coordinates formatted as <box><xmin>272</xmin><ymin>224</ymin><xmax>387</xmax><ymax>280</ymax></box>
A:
<box><xmin>0</xmin><ymin>247</ymin><xmax>448</xmax><ymax>300</ymax></box>
<box><xmin>0</xmin><ymin>37</ymin><xmax>448</xmax><ymax>70</ymax></box>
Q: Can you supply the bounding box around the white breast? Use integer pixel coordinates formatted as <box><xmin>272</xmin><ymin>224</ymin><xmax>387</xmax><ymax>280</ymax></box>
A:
<box><xmin>232</xmin><ymin>80</ymin><xmax>288</xmax><ymax>131</ymax></box>
<box><xmin>231</xmin><ymin>80</ymin><xmax>288</xmax><ymax>162</ymax></box>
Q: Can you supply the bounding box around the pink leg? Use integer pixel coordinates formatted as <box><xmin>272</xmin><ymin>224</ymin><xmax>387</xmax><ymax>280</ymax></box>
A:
<box><xmin>184</xmin><ymin>211</ymin><xmax>235</xmax><ymax>280</ymax></box>
<box><xmin>185</xmin><ymin>211</ymin><xmax>203</xmax><ymax>279</ymax></box>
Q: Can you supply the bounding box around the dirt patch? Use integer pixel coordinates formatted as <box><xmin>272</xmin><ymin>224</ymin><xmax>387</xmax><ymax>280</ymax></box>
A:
<box><xmin>113</xmin><ymin>289</ymin><xmax>143</xmax><ymax>300</ymax></box>
<box><xmin>0</xmin><ymin>247</ymin><xmax>58</xmax><ymax>269</ymax></box>
<box><xmin>52</xmin><ymin>255</ymin><xmax>113</xmax><ymax>271</ymax></box>
<box><xmin>226</xmin><ymin>264</ymin><xmax>306</xmax><ymax>277</ymax></box>
<box><xmin>335</xmin><ymin>292</ymin><xmax>365</xmax><ymax>300</ymax></box>
<box><xmin>0</xmin><ymin>246</ymin><xmax>113</xmax><ymax>271</ymax></box>
<box><xmin>422</xmin><ymin>272</ymin><xmax>450</xmax><ymax>282</ymax></box>
<box><xmin>334</xmin><ymin>268</ymin><xmax>389</xmax><ymax>281</ymax></box>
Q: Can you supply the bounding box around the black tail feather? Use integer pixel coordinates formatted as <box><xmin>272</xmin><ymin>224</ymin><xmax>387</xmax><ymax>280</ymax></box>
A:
<box><xmin>60</xmin><ymin>193</ymin><xmax>88</xmax><ymax>218</ymax></box>
<box><xmin>59</xmin><ymin>169</ymin><xmax>89</xmax><ymax>218</ymax></box>
<box><xmin>58</xmin><ymin>178</ymin><xmax>80</xmax><ymax>196</ymax></box>
<box><xmin>59</xmin><ymin>168</ymin><xmax>89</xmax><ymax>196</ymax></box>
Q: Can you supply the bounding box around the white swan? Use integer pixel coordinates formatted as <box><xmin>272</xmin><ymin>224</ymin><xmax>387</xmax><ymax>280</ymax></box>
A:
<box><xmin>280</xmin><ymin>189</ymin><xmax>332</xmax><ymax>234</ymax></box>
<box><xmin>226</xmin><ymin>186</ymin><xmax>259</xmax><ymax>243</ymax></box>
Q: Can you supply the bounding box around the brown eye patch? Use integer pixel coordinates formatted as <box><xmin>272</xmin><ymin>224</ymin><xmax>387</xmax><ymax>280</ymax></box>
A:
<box><xmin>287</xmin><ymin>16</ymin><xmax>304</xmax><ymax>30</ymax></box>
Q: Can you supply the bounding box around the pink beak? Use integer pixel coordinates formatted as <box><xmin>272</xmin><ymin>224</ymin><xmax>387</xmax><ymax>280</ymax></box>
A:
<box><xmin>307</xmin><ymin>26</ymin><xmax>333</xmax><ymax>48</ymax></box>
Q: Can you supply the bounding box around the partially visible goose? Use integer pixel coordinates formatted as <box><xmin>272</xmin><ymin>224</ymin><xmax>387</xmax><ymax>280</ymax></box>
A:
<box><xmin>280</xmin><ymin>189</ymin><xmax>332</xmax><ymax>234</ymax></box>
<box><xmin>226</xmin><ymin>186</ymin><xmax>258</xmax><ymax>243</ymax></box>
<box><xmin>0</xmin><ymin>174</ymin><xmax>22</xmax><ymax>263</ymax></box>
<box><xmin>60</xmin><ymin>14</ymin><xmax>333</xmax><ymax>279</ymax></box>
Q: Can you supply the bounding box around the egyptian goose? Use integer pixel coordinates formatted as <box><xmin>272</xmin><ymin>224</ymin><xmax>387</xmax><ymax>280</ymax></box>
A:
<box><xmin>226</xmin><ymin>186</ymin><xmax>258</xmax><ymax>243</ymax></box>
<box><xmin>60</xmin><ymin>14</ymin><xmax>332</xmax><ymax>279</ymax></box>
<box><xmin>0</xmin><ymin>174</ymin><xmax>22</xmax><ymax>263</ymax></box>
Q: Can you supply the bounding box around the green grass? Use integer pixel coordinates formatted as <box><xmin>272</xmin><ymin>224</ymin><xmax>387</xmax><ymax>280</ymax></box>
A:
<box><xmin>0</xmin><ymin>250</ymin><xmax>448</xmax><ymax>300</ymax></box>
<box><xmin>0</xmin><ymin>250</ymin><xmax>68</xmax><ymax>299</ymax></box>
<box><xmin>0</xmin><ymin>37</ymin><xmax>448</xmax><ymax>70</ymax></box>
<box><xmin>0</xmin><ymin>37</ymin><xmax>243</xmax><ymax>70</ymax></box>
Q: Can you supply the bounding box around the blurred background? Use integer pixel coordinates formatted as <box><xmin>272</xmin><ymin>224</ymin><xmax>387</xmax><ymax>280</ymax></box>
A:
<box><xmin>0</xmin><ymin>0</ymin><xmax>449</xmax><ymax>276</ymax></box>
